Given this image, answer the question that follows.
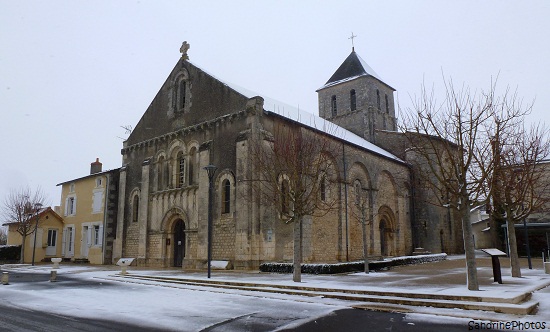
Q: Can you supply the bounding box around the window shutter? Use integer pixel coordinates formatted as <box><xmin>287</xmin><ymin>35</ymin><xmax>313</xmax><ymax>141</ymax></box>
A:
<box><xmin>61</xmin><ymin>229</ymin><xmax>66</xmax><ymax>256</ymax></box>
<box><xmin>86</xmin><ymin>227</ymin><xmax>92</xmax><ymax>247</ymax></box>
<box><xmin>98</xmin><ymin>225</ymin><xmax>103</xmax><ymax>246</ymax></box>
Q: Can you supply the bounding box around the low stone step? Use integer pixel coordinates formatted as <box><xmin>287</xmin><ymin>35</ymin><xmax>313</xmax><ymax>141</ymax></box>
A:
<box><xmin>117</xmin><ymin>274</ymin><xmax>538</xmax><ymax>315</ymax></box>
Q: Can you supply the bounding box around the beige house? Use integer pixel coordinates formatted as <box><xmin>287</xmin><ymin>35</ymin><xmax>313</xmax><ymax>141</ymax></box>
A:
<box><xmin>57</xmin><ymin>159</ymin><xmax>119</xmax><ymax>264</ymax></box>
<box><xmin>5</xmin><ymin>207</ymin><xmax>64</xmax><ymax>263</ymax></box>
<box><xmin>470</xmin><ymin>205</ymin><xmax>492</xmax><ymax>249</ymax></box>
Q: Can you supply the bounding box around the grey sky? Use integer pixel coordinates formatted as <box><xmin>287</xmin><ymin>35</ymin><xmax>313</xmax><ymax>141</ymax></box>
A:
<box><xmin>1</xmin><ymin>1</ymin><xmax>549</xmax><ymax>206</ymax></box>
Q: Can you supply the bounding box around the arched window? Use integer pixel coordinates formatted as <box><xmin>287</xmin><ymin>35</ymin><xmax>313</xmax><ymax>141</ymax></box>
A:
<box><xmin>188</xmin><ymin>147</ymin><xmax>196</xmax><ymax>185</ymax></box>
<box><xmin>281</xmin><ymin>179</ymin><xmax>290</xmax><ymax>214</ymax></box>
<box><xmin>320</xmin><ymin>175</ymin><xmax>327</xmax><ymax>201</ymax></box>
<box><xmin>173</xmin><ymin>77</ymin><xmax>187</xmax><ymax>111</ymax></box>
<box><xmin>157</xmin><ymin>156</ymin><xmax>165</xmax><ymax>190</ymax></box>
<box><xmin>177</xmin><ymin>152</ymin><xmax>185</xmax><ymax>188</ymax></box>
<box><xmin>376</xmin><ymin>90</ymin><xmax>381</xmax><ymax>110</ymax></box>
<box><xmin>132</xmin><ymin>195</ymin><xmax>139</xmax><ymax>223</ymax></box>
<box><xmin>385</xmin><ymin>94</ymin><xmax>389</xmax><ymax>113</ymax></box>
<box><xmin>350</xmin><ymin>90</ymin><xmax>356</xmax><ymax>111</ymax></box>
<box><xmin>178</xmin><ymin>80</ymin><xmax>186</xmax><ymax>109</ymax></box>
<box><xmin>354</xmin><ymin>180</ymin><xmax>362</xmax><ymax>207</ymax></box>
<box><xmin>331</xmin><ymin>95</ymin><xmax>337</xmax><ymax>117</ymax></box>
<box><xmin>221</xmin><ymin>179</ymin><xmax>231</xmax><ymax>214</ymax></box>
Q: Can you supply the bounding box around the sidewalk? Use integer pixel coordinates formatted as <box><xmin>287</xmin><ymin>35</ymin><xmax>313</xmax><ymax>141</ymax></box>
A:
<box><xmin>3</xmin><ymin>255</ymin><xmax>550</xmax><ymax>320</ymax></box>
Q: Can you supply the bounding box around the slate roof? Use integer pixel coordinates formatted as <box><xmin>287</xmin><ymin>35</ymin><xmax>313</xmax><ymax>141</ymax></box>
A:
<box><xmin>317</xmin><ymin>50</ymin><xmax>394</xmax><ymax>91</ymax></box>
<box><xmin>189</xmin><ymin>60</ymin><xmax>405</xmax><ymax>164</ymax></box>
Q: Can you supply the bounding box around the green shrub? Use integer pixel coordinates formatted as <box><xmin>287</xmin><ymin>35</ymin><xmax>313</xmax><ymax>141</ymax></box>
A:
<box><xmin>259</xmin><ymin>253</ymin><xmax>447</xmax><ymax>274</ymax></box>
<box><xmin>0</xmin><ymin>245</ymin><xmax>21</xmax><ymax>262</ymax></box>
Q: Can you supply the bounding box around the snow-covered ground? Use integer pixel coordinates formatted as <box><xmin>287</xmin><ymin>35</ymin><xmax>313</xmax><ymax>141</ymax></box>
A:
<box><xmin>1</xmin><ymin>261</ymin><xmax>549</xmax><ymax>331</ymax></box>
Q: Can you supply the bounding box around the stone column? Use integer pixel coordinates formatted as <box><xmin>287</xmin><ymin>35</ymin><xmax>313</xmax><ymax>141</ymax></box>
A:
<box><xmin>234</xmin><ymin>97</ymin><xmax>264</xmax><ymax>269</ymax></box>
<box><xmin>197</xmin><ymin>141</ymin><xmax>212</xmax><ymax>262</ymax></box>
<box><xmin>113</xmin><ymin>166</ymin><xmax>127</xmax><ymax>263</ymax></box>
<box><xmin>138</xmin><ymin>159</ymin><xmax>151</xmax><ymax>261</ymax></box>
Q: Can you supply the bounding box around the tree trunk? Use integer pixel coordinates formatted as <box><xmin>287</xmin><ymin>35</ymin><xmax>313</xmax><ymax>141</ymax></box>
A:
<box><xmin>506</xmin><ymin>211</ymin><xmax>521</xmax><ymax>277</ymax></box>
<box><xmin>362</xmin><ymin>217</ymin><xmax>369</xmax><ymax>274</ymax></box>
<box><xmin>292</xmin><ymin>217</ymin><xmax>302</xmax><ymax>282</ymax></box>
<box><xmin>20</xmin><ymin>233</ymin><xmax>26</xmax><ymax>264</ymax></box>
<box><xmin>461</xmin><ymin>201</ymin><xmax>479</xmax><ymax>291</ymax></box>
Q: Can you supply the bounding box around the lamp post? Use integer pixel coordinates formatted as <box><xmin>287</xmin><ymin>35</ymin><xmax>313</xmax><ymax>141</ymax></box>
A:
<box><xmin>31</xmin><ymin>203</ymin><xmax>43</xmax><ymax>266</ymax></box>
<box><xmin>203</xmin><ymin>164</ymin><xmax>217</xmax><ymax>278</ymax></box>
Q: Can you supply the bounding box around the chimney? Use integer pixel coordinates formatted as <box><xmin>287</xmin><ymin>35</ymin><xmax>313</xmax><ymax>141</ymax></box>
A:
<box><xmin>90</xmin><ymin>158</ymin><xmax>103</xmax><ymax>174</ymax></box>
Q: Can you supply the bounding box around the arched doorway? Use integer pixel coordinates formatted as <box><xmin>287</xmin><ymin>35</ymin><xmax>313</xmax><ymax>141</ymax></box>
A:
<box><xmin>173</xmin><ymin>219</ymin><xmax>185</xmax><ymax>267</ymax></box>
<box><xmin>377</xmin><ymin>205</ymin><xmax>396</xmax><ymax>257</ymax></box>
<box><xmin>380</xmin><ymin>219</ymin><xmax>388</xmax><ymax>256</ymax></box>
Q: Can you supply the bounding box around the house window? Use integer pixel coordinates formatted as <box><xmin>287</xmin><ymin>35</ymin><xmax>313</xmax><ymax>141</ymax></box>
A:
<box><xmin>222</xmin><ymin>179</ymin><xmax>231</xmax><ymax>214</ymax></box>
<box><xmin>69</xmin><ymin>183</ymin><xmax>75</xmax><ymax>193</ymax></box>
<box><xmin>66</xmin><ymin>196</ymin><xmax>76</xmax><ymax>216</ymax></box>
<box><xmin>92</xmin><ymin>190</ymin><xmax>103</xmax><ymax>213</ymax></box>
<box><xmin>67</xmin><ymin>227</ymin><xmax>74</xmax><ymax>253</ymax></box>
<box><xmin>47</xmin><ymin>229</ymin><xmax>57</xmax><ymax>247</ymax></box>
<box><xmin>331</xmin><ymin>95</ymin><xmax>337</xmax><ymax>117</ymax></box>
<box><xmin>376</xmin><ymin>90</ymin><xmax>381</xmax><ymax>110</ymax></box>
<box><xmin>96</xmin><ymin>178</ymin><xmax>102</xmax><ymax>187</ymax></box>
<box><xmin>350</xmin><ymin>90</ymin><xmax>356</xmax><ymax>111</ymax></box>
<box><xmin>93</xmin><ymin>226</ymin><xmax>99</xmax><ymax>245</ymax></box>
<box><xmin>132</xmin><ymin>195</ymin><xmax>139</xmax><ymax>223</ymax></box>
<box><xmin>385</xmin><ymin>94</ymin><xmax>389</xmax><ymax>113</ymax></box>
<box><xmin>177</xmin><ymin>152</ymin><xmax>185</xmax><ymax>188</ymax></box>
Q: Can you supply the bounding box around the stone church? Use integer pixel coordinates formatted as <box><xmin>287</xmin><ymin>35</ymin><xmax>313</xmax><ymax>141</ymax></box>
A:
<box><xmin>112</xmin><ymin>43</ymin><xmax>463</xmax><ymax>269</ymax></box>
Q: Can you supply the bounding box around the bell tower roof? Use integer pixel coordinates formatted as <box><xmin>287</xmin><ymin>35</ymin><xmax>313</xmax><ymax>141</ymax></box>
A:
<box><xmin>318</xmin><ymin>50</ymin><xmax>393</xmax><ymax>91</ymax></box>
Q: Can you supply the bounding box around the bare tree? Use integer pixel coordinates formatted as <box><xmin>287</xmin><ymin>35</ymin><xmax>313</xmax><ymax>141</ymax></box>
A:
<box><xmin>489</xmin><ymin>117</ymin><xmax>550</xmax><ymax>277</ymax></box>
<box><xmin>0</xmin><ymin>226</ymin><xmax>7</xmax><ymax>245</ymax></box>
<box><xmin>349</xmin><ymin>181</ymin><xmax>375</xmax><ymax>274</ymax></box>
<box><xmin>402</xmin><ymin>78</ymin><xmax>498</xmax><ymax>291</ymax></box>
<box><xmin>249</xmin><ymin>121</ymin><xmax>340</xmax><ymax>282</ymax></box>
<box><xmin>2</xmin><ymin>187</ymin><xmax>46</xmax><ymax>263</ymax></box>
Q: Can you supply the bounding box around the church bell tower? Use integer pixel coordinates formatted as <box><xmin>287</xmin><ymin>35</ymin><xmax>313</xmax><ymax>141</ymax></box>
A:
<box><xmin>317</xmin><ymin>48</ymin><xmax>396</xmax><ymax>144</ymax></box>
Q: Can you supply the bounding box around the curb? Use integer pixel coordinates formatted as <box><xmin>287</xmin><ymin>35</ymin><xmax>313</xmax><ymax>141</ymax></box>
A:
<box><xmin>117</xmin><ymin>274</ymin><xmax>545</xmax><ymax>316</ymax></box>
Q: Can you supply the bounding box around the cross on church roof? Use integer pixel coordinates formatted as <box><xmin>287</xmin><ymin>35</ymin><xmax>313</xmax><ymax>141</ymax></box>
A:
<box><xmin>180</xmin><ymin>41</ymin><xmax>190</xmax><ymax>60</ymax></box>
<box><xmin>349</xmin><ymin>32</ymin><xmax>357</xmax><ymax>52</ymax></box>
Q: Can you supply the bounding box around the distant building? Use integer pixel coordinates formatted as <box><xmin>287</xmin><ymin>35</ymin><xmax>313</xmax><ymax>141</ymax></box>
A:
<box><xmin>56</xmin><ymin>159</ymin><xmax>119</xmax><ymax>264</ymax></box>
<box><xmin>4</xmin><ymin>207</ymin><xmax>63</xmax><ymax>263</ymax></box>
<box><xmin>470</xmin><ymin>205</ymin><xmax>492</xmax><ymax>249</ymax></box>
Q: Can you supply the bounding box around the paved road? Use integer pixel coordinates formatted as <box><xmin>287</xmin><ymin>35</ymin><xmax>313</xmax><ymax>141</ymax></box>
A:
<box><xmin>0</xmin><ymin>303</ymin><xmax>172</xmax><ymax>332</ymax></box>
<box><xmin>0</xmin><ymin>268</ymin><xmax>473</xmax><ymax>332</ymax></box>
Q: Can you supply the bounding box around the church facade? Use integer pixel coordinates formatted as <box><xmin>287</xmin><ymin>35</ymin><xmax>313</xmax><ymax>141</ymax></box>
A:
<box><xmin>112</xmin><ymin>44</ymin><xmax>463</xmax><ymax>268</ymax></box>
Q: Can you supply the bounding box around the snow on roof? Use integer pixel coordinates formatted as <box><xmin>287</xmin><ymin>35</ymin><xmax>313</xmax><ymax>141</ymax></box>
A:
<box><xmin>192</xmin><ymin>65</ymin><xmax>404</xmax><ymax>164</ymax></box>
<box><xmin>317</xmin><ymin>51</ymin><xmax>388</xmax><ymax>91</ymax></box>
<box><xmin>356</xmin><ymin>52</ymin><xmax>382</xmax><ymax>80</ymax></box>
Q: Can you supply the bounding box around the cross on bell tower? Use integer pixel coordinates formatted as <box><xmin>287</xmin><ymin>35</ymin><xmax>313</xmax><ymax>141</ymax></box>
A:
<box><xmin>348</xmin><ymin>32</ymin><xmax>357</xmax><ymax>52</ymax></box>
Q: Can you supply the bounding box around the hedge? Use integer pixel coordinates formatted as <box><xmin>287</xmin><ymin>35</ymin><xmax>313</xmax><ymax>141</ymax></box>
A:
<box><xmin>259</xmin><ymin>253</ymin><xmax>447</xmax><ymax>274</ymax></box>
<box><xmin>0</xmin><ymin>245</ymin><xmax>21</xmax><ymax>262</ymax></box>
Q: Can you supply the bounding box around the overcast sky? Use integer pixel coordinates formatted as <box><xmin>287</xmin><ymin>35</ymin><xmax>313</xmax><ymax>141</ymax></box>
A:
<box><xmin>1</xmin><ymin>1</ymin><xmax>549</xmax><ymax>206</ymax></box>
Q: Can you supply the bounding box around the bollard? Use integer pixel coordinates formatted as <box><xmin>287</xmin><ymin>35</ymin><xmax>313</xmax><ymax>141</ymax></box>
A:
<box><xmin>1</xmin><ymin>272</ymin><xmax>8</xmax><ymax>285</ymax></box>
<box><xmin>120</xmin><ymin>266</ymin><xmax>127</xmax><ymax>276</ymax></box>
<box><xmin>50</xmin><ymin>270</ymin><xmax>57</xmax><ymax>282</ymax></box>
<box><xmin>545</xmin><ymin>262</ymin><xmax>550</xmax><ymax>275</ymax></box>
<box><xmin>51</xmin><ymin>257</ymin><xmax>62</xmax><ymax>269</ymax></box>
